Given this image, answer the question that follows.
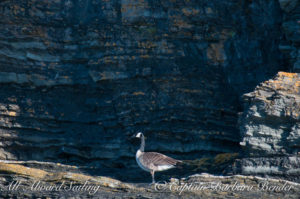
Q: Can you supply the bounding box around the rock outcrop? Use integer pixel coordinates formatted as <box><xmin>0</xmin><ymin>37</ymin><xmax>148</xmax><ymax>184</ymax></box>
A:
<box><xmin>0</xmin><ymin>160</ymin><xmax>299</xmax><ymax>198</ymax></box>
<box><xmin>235</xmin><ymin>72</ymin><xmax>300</xmax><ymax>182</ymax></box>
<box><xmin>0</xmin><ymin>0</ymin><xmax>289</xmax><ymax>182</ymax></box>
<box><xmin>1</xmin><ymin>2</ymin><xmax>300</xmax><ymax>196</ymax></box>
<box><xmin>278</xmin><ymin>0</ymin><xmax>300</xmax><ymax>71</ymax></box>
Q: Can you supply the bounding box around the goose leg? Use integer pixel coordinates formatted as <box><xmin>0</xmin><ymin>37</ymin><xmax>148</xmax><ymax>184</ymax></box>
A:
<box><xmin>151</xmin><ymin>170</ymin><xmax>155</xmax><ymax>184</ymax></box>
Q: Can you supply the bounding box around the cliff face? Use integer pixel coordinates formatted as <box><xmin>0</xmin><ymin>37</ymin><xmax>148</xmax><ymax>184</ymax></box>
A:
<box><xmin>278</xmin><ymin>0</ymin><xmax>300</xmax><ymax>71</ymax></box>
<box><xmin>235</xmin><ymin>72</ymin><xmax>300</xmax><ymax>182</ymax></box>
<box><xmin>0</xmin><ymin>0</ymin><xmax>296</xmax><ymax>182</ymax></box>
<box><xmin>231</xmin><ymin>0</ymin><xmax>300</xmax><ymax>183</ymax></box>
<box><xmin>0</xmin><ymin>160</ymin><xmax>299</xmax><ymax>199</ymax></box>
<box><xmin>240</xmin><ymin>72</ymin><xmax>300</xmax><ymax>156</ymax></box>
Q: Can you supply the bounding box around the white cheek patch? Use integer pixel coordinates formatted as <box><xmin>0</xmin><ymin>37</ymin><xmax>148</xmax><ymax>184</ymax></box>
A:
<box><xmin>136</xmin><ymin>133</ymin><xmax>142</xmax><ymax>138</ymax></box>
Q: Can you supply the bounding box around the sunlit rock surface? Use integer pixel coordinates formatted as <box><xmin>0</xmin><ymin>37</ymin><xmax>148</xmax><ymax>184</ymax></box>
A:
<box><xmin>0</xmin><ymin>161</ymin><xmax>299</xmax><ymax>198</ymax></box>
<box><xmin>235</xmin><ymin>72</ymin><xmax>300</xmax><ymax>182</ymax></box>
<box><xmin>0</xmin><ymin>0</ymin><xmax>297</xmax><ymax>184</ymax></box>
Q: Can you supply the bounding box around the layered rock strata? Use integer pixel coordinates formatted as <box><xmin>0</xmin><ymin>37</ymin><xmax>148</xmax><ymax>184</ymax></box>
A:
<box><xmin>278</xmin><ymin>0</ymin><xmax>300</xmax><ymax>71</ymax></box>
<box><xmin>235</xmin><ymin>72</ymin><xmax>300</xmax><ymax>182</ymax></box>
<box><xmin>0</xmin><ymin>0</ymin><xmax>288</xmax><ymax>181</ymax></box>
<box><xmin>0</xmin><ymin>161</ymin><xmax>299</xmax><ymax>198</ymax></box>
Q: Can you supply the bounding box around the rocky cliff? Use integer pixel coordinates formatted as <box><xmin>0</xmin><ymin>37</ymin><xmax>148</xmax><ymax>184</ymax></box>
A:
<box><xmin>278</xmin><ymin>0</ymin><xmax>300</xmax><ymax>71</ymax></box>
<box><xmin>0</xmin><ymin>160</ymin><xmax>298</xmax><ymax>198</ymax></box>
<box><xmin>233</xmin><ymin>72</ymin><xmax>300</xmax><ymax>182</ymax></box>
<box><xmin>0</xmin><ymin>0</ymin><xmax>299</xmax><ymax>195</ymax></box>
<box><xmin>0</xmin><ymin>0</ymin><xmax>291</xmax><ymax>182</ymax></box>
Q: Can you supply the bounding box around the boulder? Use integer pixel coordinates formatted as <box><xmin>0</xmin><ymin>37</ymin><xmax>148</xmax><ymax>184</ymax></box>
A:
<box><xmin>236</xmin><ymin>72</ymin><xmax>300</xmax><ymax>182</ymax></box>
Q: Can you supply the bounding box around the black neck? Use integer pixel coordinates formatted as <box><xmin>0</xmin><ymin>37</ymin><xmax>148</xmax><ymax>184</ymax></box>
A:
<box><xmin>139</xmin><ymin>134</ymin><xmax>145</xmax><ymax>152</ymax></box>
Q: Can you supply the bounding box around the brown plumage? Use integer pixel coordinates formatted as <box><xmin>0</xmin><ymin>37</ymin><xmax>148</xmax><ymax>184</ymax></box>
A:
<box><xmin>134</xmin><ymin>132</ymin><xmax>182</xmax><ymax>183</ymax></box>
<box><xmin>139</xmin><ymin>152</ymin><xmax>182</xmax><ymax>169</ymax></box>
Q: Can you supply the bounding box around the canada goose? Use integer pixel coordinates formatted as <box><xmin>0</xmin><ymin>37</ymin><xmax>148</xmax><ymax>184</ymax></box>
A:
<box><xmin>133</xmin><ymin>132</ymin><xmax>182</xmax><ymax>184</ymax></box>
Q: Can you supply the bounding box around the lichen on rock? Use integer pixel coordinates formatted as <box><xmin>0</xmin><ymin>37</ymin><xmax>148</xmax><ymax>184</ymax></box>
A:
<box><xmin>235</xmin><ymin>72</ymin><xmax>300</xmax><ymax>182</ymax></box>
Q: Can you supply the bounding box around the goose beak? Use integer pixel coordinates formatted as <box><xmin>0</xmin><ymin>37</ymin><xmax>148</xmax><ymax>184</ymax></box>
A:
<box><xmin>130</xmin><ymin>134</ymin><xmax>136</xmax><ymax>139</ymax></box>
<box><xmin>128</xmin><ymin>134</ymin><xmax>137</xmax><ymax>141</ymax></box>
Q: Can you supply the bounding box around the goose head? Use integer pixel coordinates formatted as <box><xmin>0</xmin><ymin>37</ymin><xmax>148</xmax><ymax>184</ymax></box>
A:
<box><xmin>130</xmin><ymin>132</ymin><xmax>144</xmax><ymax>140</ymax></box>
<box><xmin>135</xmin><ymin>132</ymin><xmax>143</xmax><ymax>138</ymax></box>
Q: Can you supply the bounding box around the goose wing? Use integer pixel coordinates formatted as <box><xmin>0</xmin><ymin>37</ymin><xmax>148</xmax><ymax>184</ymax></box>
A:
<box><xmin>139</xmin><ymin>152</ymin><xmax>181</xmax><ymax>167</ymax></box>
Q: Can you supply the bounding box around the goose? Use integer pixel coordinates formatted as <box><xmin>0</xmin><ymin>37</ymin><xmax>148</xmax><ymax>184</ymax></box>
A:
<box><xmin>133</xmin><ymin>132</ymin><xmax>182</xmax><ymax>184</ymax></box>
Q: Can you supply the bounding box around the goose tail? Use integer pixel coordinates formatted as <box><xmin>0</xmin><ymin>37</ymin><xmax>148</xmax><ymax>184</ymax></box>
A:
<box><xmin>175</xmin><ymin>159</ymin><xmax>184</xmax><ymax>169</ymax></box>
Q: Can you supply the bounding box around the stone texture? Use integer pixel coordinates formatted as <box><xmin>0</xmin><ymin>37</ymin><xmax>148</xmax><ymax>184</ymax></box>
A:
<box><xmin>235</xmin><ymin>72</ymin><xmax>300</xmax><ymax>181</ymax></box>
<box><xmin>239</xmin><ymin>72</ymin><xmax>300</xmax><ymax>156</ymax></box>
<box><xmin>277</xmin><ymin>0</ymin><xmax>300</xmax><ymax>72</ymax></box>
<box><xmin>0</xmin><ymin>0</ymin><xmax>295</xmax><ymax>184</ymax></box>
<box><xmin>232</xmin><ymin>156</ymin><xmax>300</xmax><ymax>182</ymax></box>
<box><xmin>279</xmin><ymin>0</ymin><xmax>298</xmax><ymax>12</ymax></box>
<box><xmin>0</xmin><ymin>161</ymin><xmax>299</xmax><ymax>198</ymax></box>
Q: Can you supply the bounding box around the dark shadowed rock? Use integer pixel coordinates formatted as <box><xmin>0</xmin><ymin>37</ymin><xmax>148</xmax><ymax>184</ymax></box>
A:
<box><xmin>0</xmin><ymin>0</ymin><xmax>298</xmax><ymax>192</ymax></box>
<box><xmin>0</xmin><ymin>0</ymin><xmax>288</xmax><ymax>183</ymax></box>
<box><xmin>279</xmin><ymin>0</ymin><xmax>298</xmax><ymax>12</ymax></box>
<box><xmin>0</xmin><ymin>161</ymin><xmax>299</xmax><ymax>198</ymax></box>
<box><xmin>234</xmin><ymin>72</ymin><xmax>300</xmax><ymax>182</ymax></box>
<box><xmin>277</xmin><ymin>0</ymin><xmax>300</xmax><ymax>72</ymax></box>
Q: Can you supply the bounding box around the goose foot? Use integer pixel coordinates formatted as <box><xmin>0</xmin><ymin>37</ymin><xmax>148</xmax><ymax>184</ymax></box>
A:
<box><xmin>149</xmin><ymin>181</ymin><xmax>156</xmax><ymax>186</ymax></box>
